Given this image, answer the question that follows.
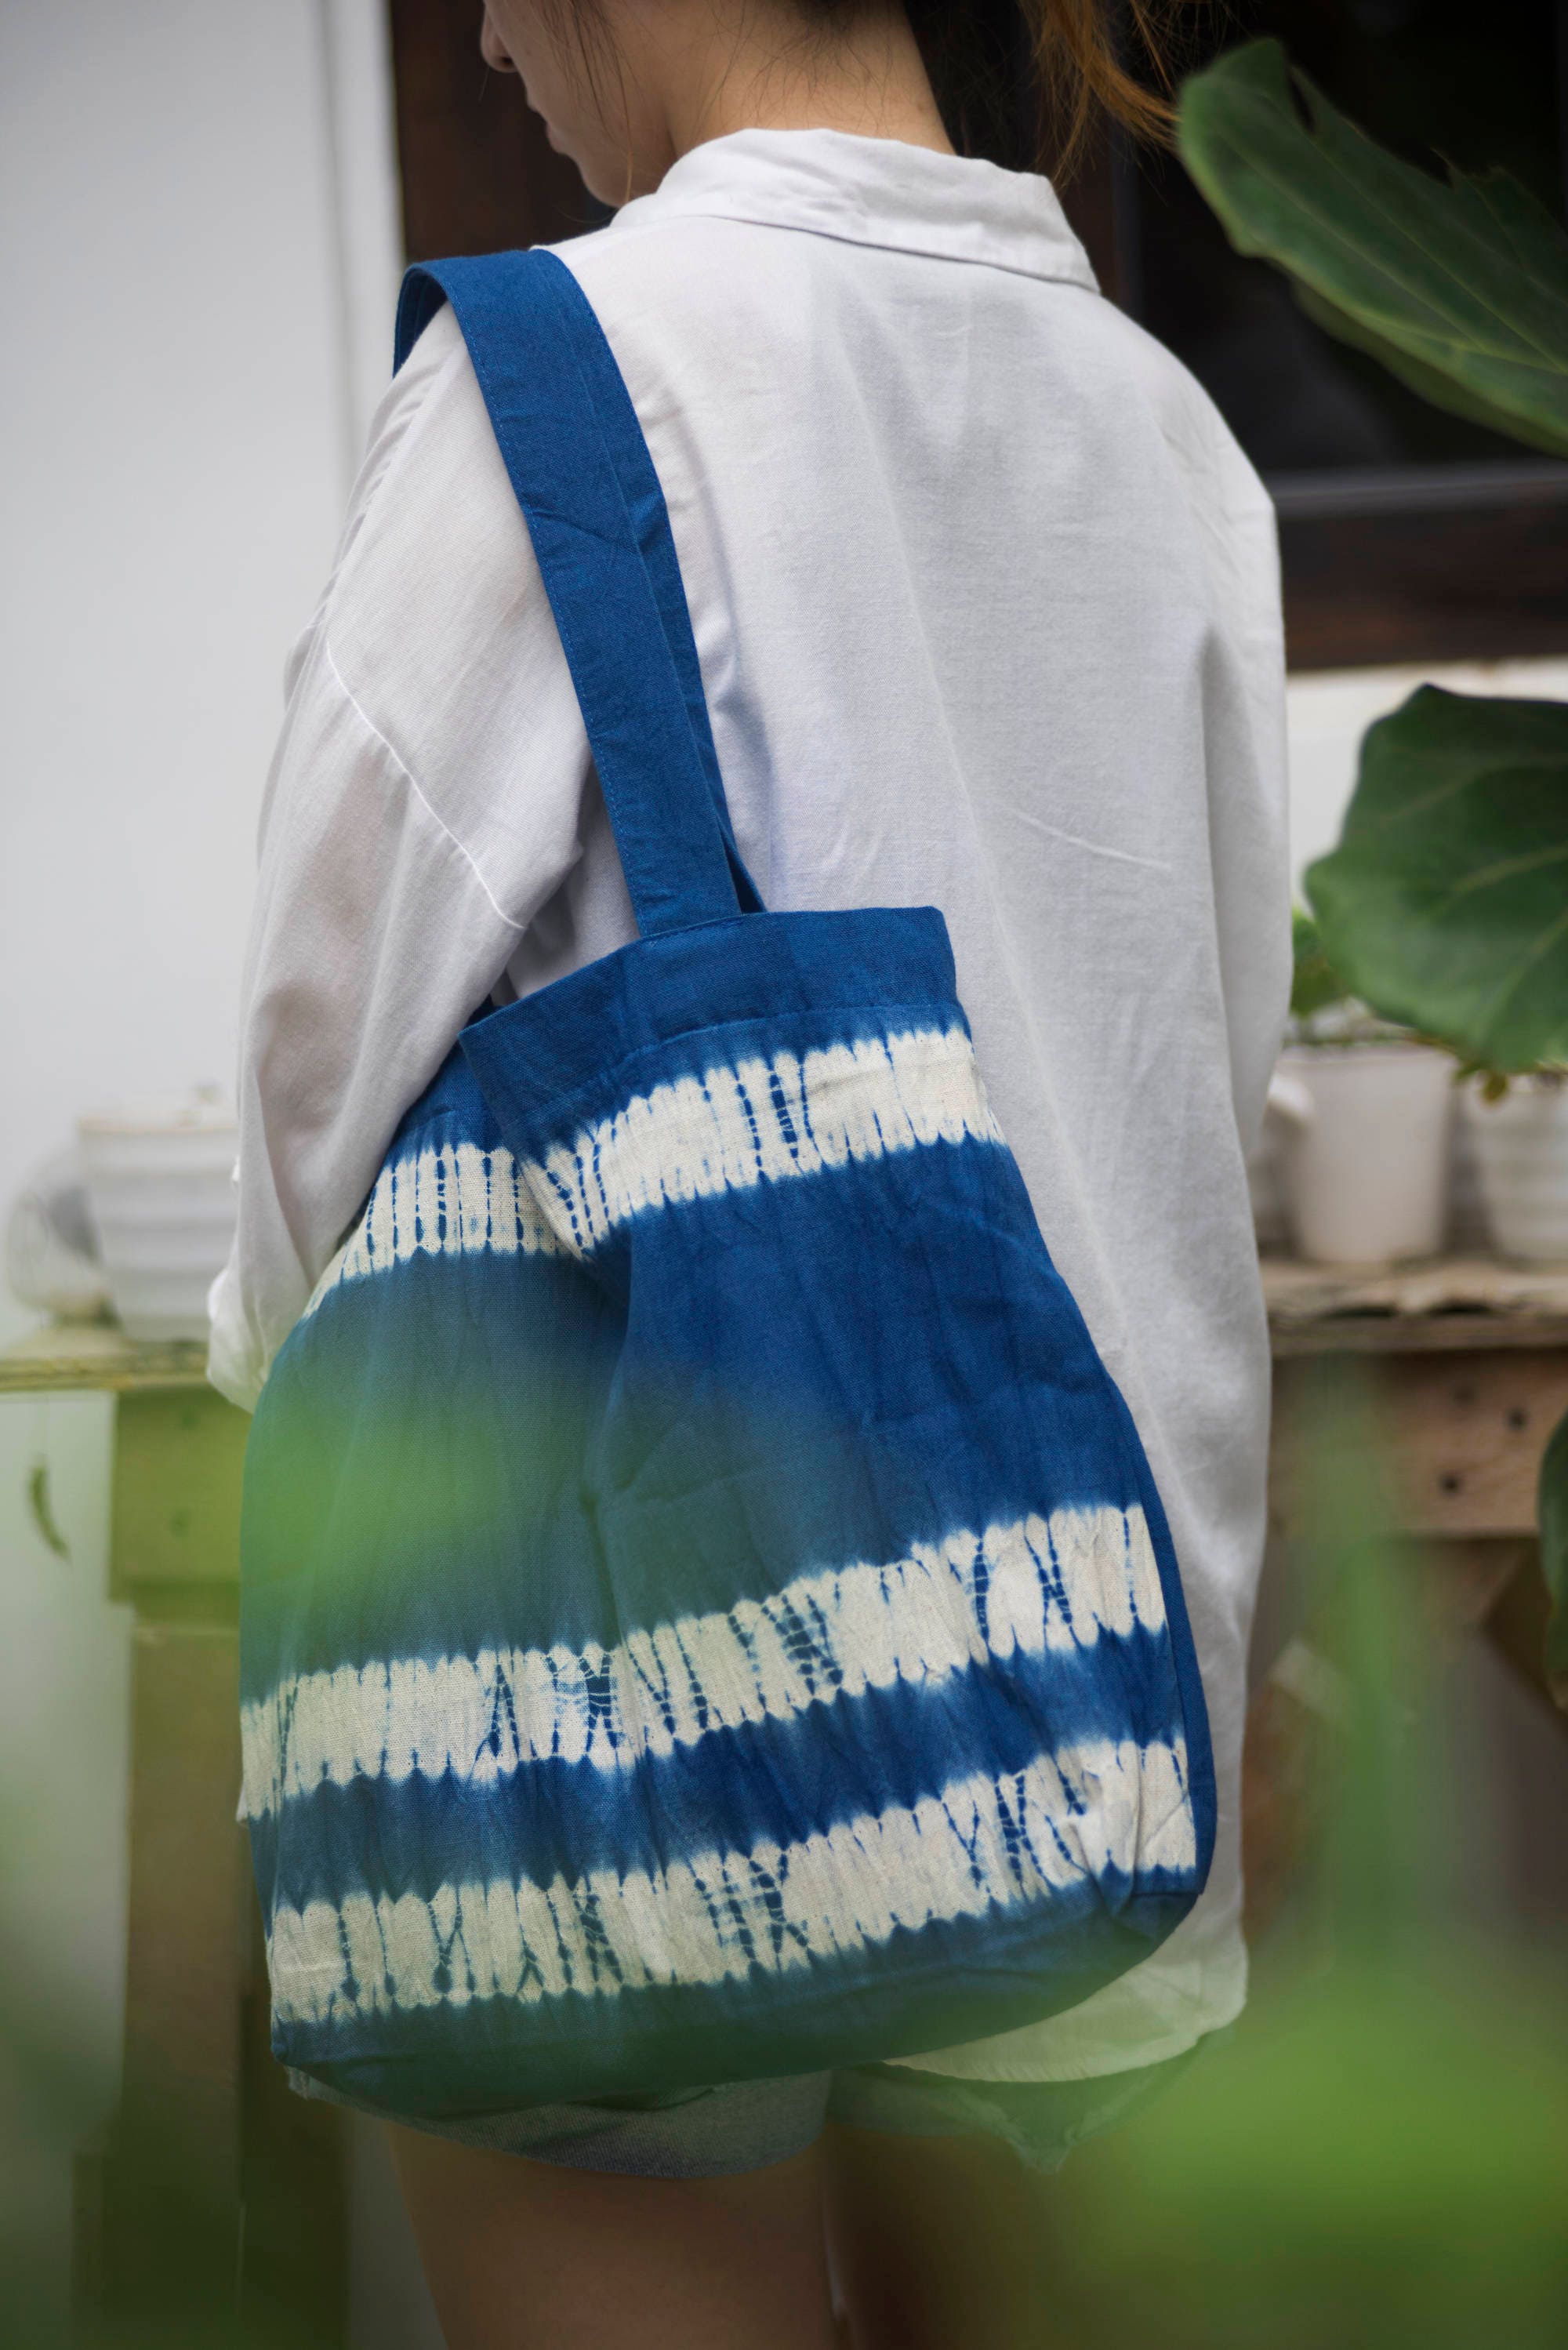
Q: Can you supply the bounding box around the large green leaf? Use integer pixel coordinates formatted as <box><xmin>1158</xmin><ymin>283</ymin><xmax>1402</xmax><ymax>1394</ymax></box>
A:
<box><xmin>1538</xmin><ymin>1408</ymin><xmax>1568</xmax><ymax>1705</ymax></box>
<box><xmin>1305</xmin><ymin>688</ymin><xmax>1568</xmax><ymax>1074</ymax></box>
<box><xmin>1178</xmin><ymin>39</ymin><xmax>1568</xmax><ymax>458</ymax></box>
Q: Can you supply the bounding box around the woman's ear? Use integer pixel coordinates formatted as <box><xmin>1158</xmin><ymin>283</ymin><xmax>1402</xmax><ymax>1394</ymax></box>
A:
<box><xmin>480</xmin><ymin>8</ymin><xmax>518</xmax><ymax>74</ymax></box>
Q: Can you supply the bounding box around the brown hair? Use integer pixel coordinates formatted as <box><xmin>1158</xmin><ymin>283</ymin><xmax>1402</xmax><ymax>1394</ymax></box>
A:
<box><xmin>931</xmin><ymin>0</ymin><xmax>1176</xmax><ymax>175</ymax></box>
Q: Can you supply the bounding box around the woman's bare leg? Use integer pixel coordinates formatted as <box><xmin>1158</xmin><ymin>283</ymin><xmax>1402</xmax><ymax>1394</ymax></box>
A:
<box><xmin>387</xmin><ymin>2123</ymin><xmax>840</xmax><ymax>2350</ymax></box>
<box><xmin>824</xmin><ymin>2124</ymin><xmax>1061</xmax><ymax>2350</ymax></box>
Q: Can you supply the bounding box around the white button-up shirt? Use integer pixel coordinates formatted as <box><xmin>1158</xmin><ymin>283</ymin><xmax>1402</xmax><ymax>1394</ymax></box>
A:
<box><xmin>210</xmin><ymin>128</ymin><xmax>1289</xmax><ymax>2080</ymax></box>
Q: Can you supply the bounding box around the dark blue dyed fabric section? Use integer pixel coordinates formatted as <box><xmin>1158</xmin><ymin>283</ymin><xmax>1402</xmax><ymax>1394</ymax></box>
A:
<box><xmin>243</xmin><ymin>1059</ymin><xmax>1150</xmax><ymax>1675</ymax></box>
<box><xmin>461</xmin><ymin>903</ymin><xmax>955</xmax><ymax>1120</ymax></box>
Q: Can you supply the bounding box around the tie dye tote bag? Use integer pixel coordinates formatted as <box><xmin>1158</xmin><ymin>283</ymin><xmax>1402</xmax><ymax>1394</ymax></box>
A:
<box><xmin>238</xmin><ymin>249</ymin><xmax>1214</xmax><ymax>2119</ymax></box>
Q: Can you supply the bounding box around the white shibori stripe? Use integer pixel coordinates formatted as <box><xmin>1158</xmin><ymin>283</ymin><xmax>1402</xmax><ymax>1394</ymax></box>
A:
<box><xmin>303</xmin><ymin>1142</ymin><xmax>564</xmax><ymax>1321</ymax></box>
<box><xmin>525</xmin><ymin>1024</ymin><xmax>1003</xmax><ymax>1255</ymax></box>
<box><xmin>241</xmin><ymin>1503</ymin><xmax>1166</xmax><ymax>1819</ymax></box>
<box><xmin>302</xmin><ymin>1026</ymin><xmax>1002</xmax><ymax>1312</ymax></box>
<box><xmin>267</xmin><ymin>1738</ymin><xmax>1195</xmax><ymax>2023</ymax></box>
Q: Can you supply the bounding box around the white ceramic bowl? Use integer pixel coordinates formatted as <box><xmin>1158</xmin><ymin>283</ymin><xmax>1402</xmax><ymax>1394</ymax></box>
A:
<box><xmin>77</xmin><ymin>1094</ymin><xmax>237</xmax><ymax>1341</ymax></box>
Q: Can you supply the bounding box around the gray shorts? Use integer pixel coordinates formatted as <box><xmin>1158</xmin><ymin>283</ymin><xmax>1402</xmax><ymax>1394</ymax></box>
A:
<box><xmin>295</xmin><ymin>2047</ymin><xmax>1194</xmax><ymax>2181</ymax></box>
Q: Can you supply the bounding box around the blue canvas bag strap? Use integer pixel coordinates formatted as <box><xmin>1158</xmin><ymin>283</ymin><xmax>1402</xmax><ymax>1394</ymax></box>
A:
<box><xmin>394</xmin><ymin>249</ymin><xmax>761</xmax><ymax>935</ymax></box>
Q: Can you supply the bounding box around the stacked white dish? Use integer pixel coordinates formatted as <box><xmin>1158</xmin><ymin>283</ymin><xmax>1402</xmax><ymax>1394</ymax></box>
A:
<box><xmin>76</xmin><ymin>1091</ymin><xmax>237</xmax><ymax>1341</ymax></box>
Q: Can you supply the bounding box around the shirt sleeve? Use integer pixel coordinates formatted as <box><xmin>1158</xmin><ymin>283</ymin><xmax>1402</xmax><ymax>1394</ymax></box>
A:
<box><xmin>1207</xmin><ymin>461</ymin><xmax>1290</xmax><ymax>1150</ymax></box>
<box><xmin>207</xmin><ymin>309</ymin><xmax>590</xmax><ymax>1409</ymax></box>
<box><xmin>1114</xmin><ymin>324</ymin><xmax>1291</xmax><ymax>1160</ymax></box>
<box><xmin>1175</xmin><ymin>394</ymin><xmax>1291</xmax><ymax>1151</ymax></box>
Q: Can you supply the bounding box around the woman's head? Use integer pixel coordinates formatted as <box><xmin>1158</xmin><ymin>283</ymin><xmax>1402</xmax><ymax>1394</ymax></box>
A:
<box><xmin>479</xmin><ymin>1</ymin><xmax>1172</xmax><ymax>207</ymax></box>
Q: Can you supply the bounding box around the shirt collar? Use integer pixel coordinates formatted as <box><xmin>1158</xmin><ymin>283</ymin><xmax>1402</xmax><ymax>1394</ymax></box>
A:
<box><xmin>609</xmin><ymin>128</ymin><xmax>1098</xmax><ymax>293</ymax></box>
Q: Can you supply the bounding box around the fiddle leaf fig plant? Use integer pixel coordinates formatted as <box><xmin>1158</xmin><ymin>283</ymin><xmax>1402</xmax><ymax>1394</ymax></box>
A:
<box><xmin>1177</xmin><ymin>39</ymin><xmax>1568</xmax><ymax>1084</ymax></box>
<box><xmin>1304</xmin><ymin>688</ymin><xmax>1568</xmax><ymax>1077</ymax></box>
<box><xmin>1177</xmin><ymin>38</ymin><xmax>1568</xmax><ymax>457</ymax></box>
<box><xmin>1178</xmin><ymin>41</ymin><xmax>1568</xmax><ymax>1699</ymax></box>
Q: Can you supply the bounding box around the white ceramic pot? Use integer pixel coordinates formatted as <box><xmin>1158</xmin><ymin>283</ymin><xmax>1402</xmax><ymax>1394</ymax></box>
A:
<box><xmin>1461</xmin><ymin>1080</ymin><xmax>1568</xmax><ymax>1263</ymax></box>
<box><xmin>77</xmin><ymin>1093</ymin><xmax>238</xmax><ymax>1341</ymax></box>
<box><xmin>1269</xmin><ymin>1044</ymin><xmax>1453</xmax><ymax>1267</ymax></box>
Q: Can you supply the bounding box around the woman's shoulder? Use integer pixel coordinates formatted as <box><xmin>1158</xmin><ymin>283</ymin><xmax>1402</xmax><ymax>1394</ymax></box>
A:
<box><xmin>313</xmin><ymin>297</ymin><xmax>532</xmax><ymax>662</ymax></box>
<box><xmin>1083</xmin><ymin>295</ymin><xmax>1276</xmax><ymax>529</ymax></box>
<box><xmin>345</xmin><ymin>303</ymin><xmax>476</xmax><ymax>547</ymax></box>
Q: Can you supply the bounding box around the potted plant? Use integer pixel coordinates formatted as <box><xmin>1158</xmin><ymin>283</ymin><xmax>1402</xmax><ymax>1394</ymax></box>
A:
<box><xmin>1178</xmin><ymin>36</ymin><xmax>1568</xmax><ymax>1687</ymax></box>
<box><xmin>1265</xmin><ymin>912</ymin><xmax>1453</xmax><ymax>1267</ymax></box>
<box><xmin>1295</xmin><ymin>682</ymin><xmax>1568</xmax><ymax>1266</ymax></box>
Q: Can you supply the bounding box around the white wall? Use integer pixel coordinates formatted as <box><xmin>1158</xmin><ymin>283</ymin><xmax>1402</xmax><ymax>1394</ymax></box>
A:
<box><xmin>0</xmin><ymin>2</ymin><xmax>401</xmax><ymax>2334</ymax></box>
<box><xmin>1</xmin><ymin>0</ymin><xmax>401</xmax><ymax>1204</ymax></box>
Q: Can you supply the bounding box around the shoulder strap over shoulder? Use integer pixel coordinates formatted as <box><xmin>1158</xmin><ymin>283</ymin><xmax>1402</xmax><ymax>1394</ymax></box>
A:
<box><xmin>397</xmin><ymin>249</ymin><xmax>762</xmax><ymax>937</ymax></box>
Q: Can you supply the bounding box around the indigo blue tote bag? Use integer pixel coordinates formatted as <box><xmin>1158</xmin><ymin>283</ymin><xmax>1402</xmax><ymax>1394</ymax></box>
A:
<box><xmin>239</xmin><ymin>248</ymin><xmax>1215</xmax><ymax>2120</ymax></box>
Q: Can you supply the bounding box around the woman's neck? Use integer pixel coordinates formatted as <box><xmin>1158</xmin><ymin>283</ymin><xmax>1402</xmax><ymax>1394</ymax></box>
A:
<box><xmin>616</xmin><ymin>1</ymin><xmax>953</xmax><ymax>192</ymax></box>
<box><xmin>668</xmin><ymin>5</ymin><xmax>951</xmax><ymax>158</ymax></box>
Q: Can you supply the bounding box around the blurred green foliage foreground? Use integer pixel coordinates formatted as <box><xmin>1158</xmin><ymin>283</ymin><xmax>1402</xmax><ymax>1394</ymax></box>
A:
<box><xmin>1047</xmin><ymin>1963</ymin><xmax>1567</xmax><ymax>2350</ymax></box>
<box><xmin>1042</xmin><ymin>1373</ymin><xmax>1568</xmax><ymax>2350</ymax></box>
<box><xmin>5</xmin><ymin>1373</ymin><xmax>1566</xmax><ymax>2347</ymax></box>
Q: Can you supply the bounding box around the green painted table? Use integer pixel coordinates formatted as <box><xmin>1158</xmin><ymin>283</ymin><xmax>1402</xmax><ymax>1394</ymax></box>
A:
<box><xmin>0</xmin><ymin>1323</ymin><xmax>345</xmax><ymax>2339</ymax></box>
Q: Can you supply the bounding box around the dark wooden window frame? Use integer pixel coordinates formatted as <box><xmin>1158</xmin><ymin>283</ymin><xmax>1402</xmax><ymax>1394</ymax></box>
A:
<box><xmin>386</xmin><ymin>1</ymin><xmax>1568</xmax><ymax>674</ymax></box>
<box><xmin>1072</xmin><ymin>121</ymin><xmax>1568</xmax><ymax>673</ymax></box>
